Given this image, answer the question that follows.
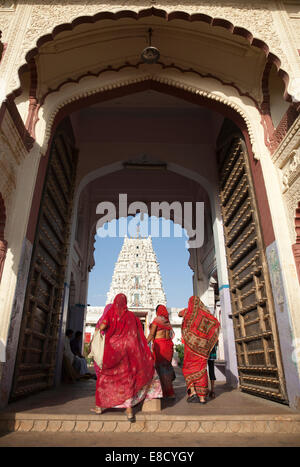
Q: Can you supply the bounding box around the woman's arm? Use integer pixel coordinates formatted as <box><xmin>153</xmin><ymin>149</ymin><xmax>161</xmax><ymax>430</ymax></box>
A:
<box><xmin>147</xmin><ymin>324</ymin><xmax>157</xmax><ymax>344</ymax></box>
<box><xmin>99</xmin><ymin>322</ymin><xmax>108</xmax><ymax>332</ymax></box>
<box><xmin>88</xmin><ymin>322</ymin><xmax>108</xmax><ymax>354</ymax></box>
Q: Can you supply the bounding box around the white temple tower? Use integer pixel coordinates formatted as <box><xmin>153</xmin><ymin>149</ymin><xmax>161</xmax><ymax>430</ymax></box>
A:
<box><xmin>106</xmin><ymin>236</ymin><xmax>166</xmax><ymax>329</ymax></box>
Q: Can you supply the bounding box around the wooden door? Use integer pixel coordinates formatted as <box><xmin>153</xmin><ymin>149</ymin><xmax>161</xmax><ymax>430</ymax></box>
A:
<box><xmin>10</xmin><ymin>120</ymin><xmax>77</xmax><ymax>400</ymax></box>
<box><xmin>219</xmin><ymin>135</ymin><xmax>287</xmax><ymax>403</ymax></box>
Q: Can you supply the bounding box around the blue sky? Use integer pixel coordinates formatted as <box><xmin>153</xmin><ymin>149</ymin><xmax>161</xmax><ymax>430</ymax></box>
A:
<box><xmin>87</xmin><ymin>216</ymin><xmax>194</xmax><ymax>308</ymax></box>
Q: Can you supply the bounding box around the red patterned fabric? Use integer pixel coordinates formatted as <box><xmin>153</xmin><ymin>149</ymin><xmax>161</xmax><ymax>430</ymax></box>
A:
<box><xmin>181</xmin><ymin>296</ymin><xmax>220</xmax><ymax>397</ymax></box>
<box><xmin>182</xmin><ymin>347</ymin><xmax>208</xmax><ymax>397</ymax></box>
<box><xmin>181</xmin><ymin>296</ymin><xmax>220</xmax><ymax>359</ymax></box>
<box><xmin>96</xmin><ymin>294</ymin><xmax>155</xmax><ymax>408</ymax></box>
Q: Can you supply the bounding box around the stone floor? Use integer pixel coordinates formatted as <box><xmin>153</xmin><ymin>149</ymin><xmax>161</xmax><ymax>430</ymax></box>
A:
<box><xmin>1</xmin><ymin>367</ymin><xmax>296</xmax><ymax>417</ymax></box>
<box><xmin>0</xmin><ymin>368</ymin><xmax>299</xmax><ymax>446</ymax></box>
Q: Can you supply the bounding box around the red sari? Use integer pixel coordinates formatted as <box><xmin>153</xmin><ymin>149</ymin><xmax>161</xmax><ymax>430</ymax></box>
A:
<box><xmin>150</xmin><ymin>305</ymin><xmax>175</xmax><ymax>398</ymax></box>
<box><xmin>96</xmin><ymin>294</ymin><xmax>155</xmax><ymax>408</ymax></box>
<box><xmin>181</xmin><ymin>296</ymin><xmax>220</xmax><ymax>398</ymax></box>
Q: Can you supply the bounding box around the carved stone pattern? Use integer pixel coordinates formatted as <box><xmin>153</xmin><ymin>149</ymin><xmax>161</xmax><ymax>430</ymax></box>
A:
<box><xmin>6</xmin><ymin>1</ymin><xmax>290</xmax><ymax>94</ymax></box>
<box><xmin>272</xmin><ymin>113</ymin><xmax>300</xmax><ymax>246</ymax></box>
<box><xmin>0</xmin><ymin>11</ymin><xmax>15</xmax><ymax>41</ymax></box>
<box><xmin>281</xmin><ymin>147</ymin><xmax>300</xmax><ymax>193</ymax></box>
<box><xmin>0</xmin><ymin>107</ymin><xmax>27</xmax><ymax>204</ymax></box>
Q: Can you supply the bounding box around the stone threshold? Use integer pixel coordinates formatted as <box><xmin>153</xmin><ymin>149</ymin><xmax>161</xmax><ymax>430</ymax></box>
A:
<box><xmin>1</xmin><ymin>412</ymin><xmax>300</xmax><ymax>433</ymax></box>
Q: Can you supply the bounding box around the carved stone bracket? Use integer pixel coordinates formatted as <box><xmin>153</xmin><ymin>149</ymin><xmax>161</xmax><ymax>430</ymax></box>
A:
<box><xmin>0</xmin><ymin>101</ymin><xmax>28</xmax><ymax>206</ymax></box>
<box><xmin>281</xmin><ymin>147</ymin><xmax>300</xmax><ymax>193</ymax></box>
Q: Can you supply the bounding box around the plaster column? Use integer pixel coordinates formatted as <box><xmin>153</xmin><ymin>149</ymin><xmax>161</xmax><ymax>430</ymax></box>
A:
<box><xmin>211</xmin><ymin>190</ymin><xmax>239</xmax><ymax>388</ymax></box>
<box><xmin>254</xmin><ymin>143</ymin><xmax>300</xmax><ymax>408</ymax></box>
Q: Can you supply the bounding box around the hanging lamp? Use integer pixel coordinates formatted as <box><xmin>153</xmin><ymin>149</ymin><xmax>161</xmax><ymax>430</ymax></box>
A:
<box><xmin>141</xmin><ymin>28</ymin><xmax>160</xmax><ymax>64</ymax></box>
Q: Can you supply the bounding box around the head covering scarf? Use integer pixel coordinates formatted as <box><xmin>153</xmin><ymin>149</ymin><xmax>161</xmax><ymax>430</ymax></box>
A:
<box><xmin>181</xmin><ymin>296</ymin><xmax>220</xmax><ymax>359</ymax></box>
<box><xmin>152</xmin><ymin>305</ymin><xmax>173</xmax><ymax>331</ymax></box>
<box><xmin>113</xmin><ymin>293</ymin><xmax>128</xmax><ymax>317</ymax></box>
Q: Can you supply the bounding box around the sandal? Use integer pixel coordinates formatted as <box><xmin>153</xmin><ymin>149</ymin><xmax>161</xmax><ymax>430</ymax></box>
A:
<box><xmin>126</xmin><ymin>414</ymin><xmax>135</xmax><ymax>423</ymax></box>
<box><xmin>187</xmin><ymin>394</ymin><xmax>200</xmax><ymax>403</ymax></box>
<box><xmin>125</xmin><ymin>409</ymin><xmax>135</xmax><ymax>423</ymax></box>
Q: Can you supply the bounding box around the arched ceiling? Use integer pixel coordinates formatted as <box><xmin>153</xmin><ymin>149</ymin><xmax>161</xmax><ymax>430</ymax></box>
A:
<box><xmin>69</xmin><ymin>88</ymin><xmax>224</xmax><ymax>188</ymax></box>
<box><xmin>16</xmin><ymin>9</ymin><xmax>282</xmax><ymax>107</ymax></box>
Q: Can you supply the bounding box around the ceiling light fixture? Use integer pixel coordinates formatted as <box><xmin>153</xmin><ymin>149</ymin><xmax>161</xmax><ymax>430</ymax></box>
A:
<box><xmin>141</xmin><ymin>28</ymin><xmax>160</xmax><ymax>64</ymax></box>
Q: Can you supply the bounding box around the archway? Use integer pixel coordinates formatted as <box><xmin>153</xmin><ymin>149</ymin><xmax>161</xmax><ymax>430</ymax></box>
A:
<box><xmin>4</xmin><ymin>9</ymin><xmax>298</xmax><ymax>408</ymax></box>
<box><xmin>9</xmin><ymin>85</ymin><xmax>288</xmax><ymax>406</ymax></box>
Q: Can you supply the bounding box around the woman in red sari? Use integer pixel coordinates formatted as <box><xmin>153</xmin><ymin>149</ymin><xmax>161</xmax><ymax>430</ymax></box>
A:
<box><xmin>179</xmin><ymin>296</ymin><xmax>220</xmax><ymax>404</ymax></box>
<box><xmin>92</xmin><ymin>293</ymin><xmax>162</xmax><ymax>421</ymax></box>
<box><xmin>147</xmin><ymin>305</ymin><xmax>175</xmax><ymax>399</ymax></box>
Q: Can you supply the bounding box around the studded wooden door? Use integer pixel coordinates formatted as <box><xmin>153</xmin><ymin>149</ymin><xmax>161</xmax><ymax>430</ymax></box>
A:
<box><xmin>219</xmin><ymin>136</ymin><xmax>287</xmax><ymax>403</ymax></box>
<box><xmin>10</xmin><ymin>120</ymin><xmax>77</xmax><ymax>400</ymax></box>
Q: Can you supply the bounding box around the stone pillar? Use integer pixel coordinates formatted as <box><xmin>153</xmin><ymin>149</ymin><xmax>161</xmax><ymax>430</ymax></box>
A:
<box><xmin>211</xmin><ymin>192</ymin><xmax>239</xmax><ymax>388</ymax></box>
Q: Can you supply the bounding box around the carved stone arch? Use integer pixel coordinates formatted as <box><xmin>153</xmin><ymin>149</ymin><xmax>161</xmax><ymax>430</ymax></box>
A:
<box><xmin>0</xmin><ymin>192</ymin><xmax>7</xmax><ymax>284</ymax></box>
<box><xmin>15</xmin><ymin>7</ymin><xmax>292</xmax><ymax>100</ymax></box>
<box><xmin>37</xmin><ymin>71</ymin><xmax>265</xmax><ymax>162</ymax></box>
<box><xmin>10</xmin><ymin>6</ymin><xmax>296</xmax><ymax>157</ymax></box>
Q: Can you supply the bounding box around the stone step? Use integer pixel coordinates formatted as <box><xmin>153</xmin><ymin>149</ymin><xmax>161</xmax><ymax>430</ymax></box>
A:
<box><xmin>1</xmin><ymin>412</ymin><xmax>300</xmax><ymax>434</ymax></box>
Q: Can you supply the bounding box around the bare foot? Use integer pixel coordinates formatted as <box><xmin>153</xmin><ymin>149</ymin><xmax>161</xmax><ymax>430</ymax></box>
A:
<box><xmin>90</xmin><ymin>407</ymin><xmax>102</xmax><ymax>414</ymax></box>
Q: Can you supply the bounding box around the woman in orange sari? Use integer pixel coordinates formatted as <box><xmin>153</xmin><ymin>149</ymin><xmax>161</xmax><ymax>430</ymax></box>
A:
<box><xmin>93</xmin><ymin>294</ymin><xmax>162</xmax><ymax>421</ymax></box>
<box><xmin>147</xmin><ymin>305</ymin><xmax>175</xmax><ymax>399</ymax></box>
<box><xmin>179</xmin><ymin>296</ymin><xmax>220</xmax><ymax>404</ymax></box>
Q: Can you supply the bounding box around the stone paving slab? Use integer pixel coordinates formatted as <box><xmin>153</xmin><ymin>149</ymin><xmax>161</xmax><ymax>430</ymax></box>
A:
<box><xmin>1</xmin><ymin>413</ymin><xmax>299</xmax><ymax>434</ymax></box>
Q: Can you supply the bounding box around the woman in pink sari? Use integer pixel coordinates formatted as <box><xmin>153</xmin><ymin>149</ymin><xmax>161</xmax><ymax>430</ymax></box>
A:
<box><xmin>91</xmin><ymin>293</ymin><xmax>162</xmax><ymax>421</ymax></box>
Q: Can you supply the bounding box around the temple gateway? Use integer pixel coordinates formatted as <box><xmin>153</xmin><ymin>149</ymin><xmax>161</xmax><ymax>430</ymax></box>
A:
<box><xmin>0</xmin><ymin>1</ymin><xmax>299</xmax><ymax>411</ymax></box>
<box><xmin>85</xmin><ymin>235</ymin><xmax>220</xmax><ymax>348</ymax></box>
